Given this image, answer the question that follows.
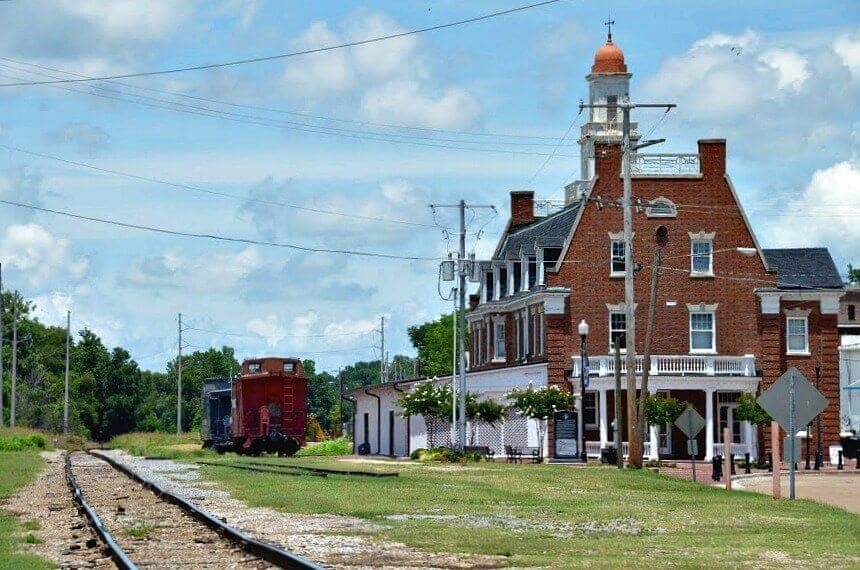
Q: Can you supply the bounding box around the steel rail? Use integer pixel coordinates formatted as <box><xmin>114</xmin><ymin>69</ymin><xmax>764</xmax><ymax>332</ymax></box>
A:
<box><xmin>89</xmin><ymin>451</ymin><xmax>324</xmax><ymax>570</ymax></box>
<box><xmin>65</xmin><ymin>453</ymin><xmax>138</xmax><ymax>570</ymax></box>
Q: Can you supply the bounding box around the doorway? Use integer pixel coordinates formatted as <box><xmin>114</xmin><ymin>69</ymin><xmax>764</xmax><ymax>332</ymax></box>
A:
<box><xmin>388</xmin><ymin>411</ymin><xmax>395</xmax><ymax>457</ymax></box>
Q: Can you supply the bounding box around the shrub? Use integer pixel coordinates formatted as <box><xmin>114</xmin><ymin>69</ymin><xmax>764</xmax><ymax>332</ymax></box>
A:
<box><xmin>411</xmin><ymin>446</ymin><xmax>484</xmax><ymax>463</ymax></box>
<box><xmin>296</xmin><ymin>436</ymin><xmax>352</xmax><ymax>456</ymax></box>
<box><xmin>0</xmin><ymin>429</ymin><xmax>49</xmax><ymax>452</ymax></box>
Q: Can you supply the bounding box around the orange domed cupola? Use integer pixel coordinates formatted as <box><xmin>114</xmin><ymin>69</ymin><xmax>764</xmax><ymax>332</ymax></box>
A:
<box><xmin>591</xmin><ymin>34</ymin><xmax>627</xmax><ymax>74</ymax></box>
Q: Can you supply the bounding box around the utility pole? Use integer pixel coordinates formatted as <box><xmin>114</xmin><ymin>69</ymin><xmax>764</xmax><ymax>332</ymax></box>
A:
<box><xmin>11</xmin><ymin>307</ymin><xmax>17</xmax><ymax>427</ymax></box>
<box><xmin>379</xmin><ymin>316</ymin><xmax>385</xmax><ymax>384</ymax></box>
<box><xmin>429</xmin><ymin>200</ymin><xmax>495</xmax><ymax>451</ymax></box>
<box><xmin>580</xmin><ymin>98</ymin><xmax>674</xmax><ymax>467</ymax></box>
<box><xmin>64</xmin><ymin>310</ymin><xmax>70</xmax><ymax>435</ymax></box>
<box><xmin>614</xmin><ymin>339</ymin><xmax>623</xmax><ymax>468</ymax></box>
<box><xmin>177</xmin><ymin>312</ymin><xmax>182</xmax><ymax>433</ymax></box>
<box><xmin>452</xmin><ymin>290</ymin><xmax>458</xmax><ymax>440</ymax></box>
<box><xmin>0</xmin><ymin>262</ymin><xmax>4</xmax><ymax>428</ymax></box>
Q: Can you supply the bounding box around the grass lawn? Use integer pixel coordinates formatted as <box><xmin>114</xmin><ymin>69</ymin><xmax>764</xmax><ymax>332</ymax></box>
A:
<box><xmin>0</xmin><ymin>431</ymin><xmax>53</xmax><ymax>570</ymax></box>
<box><xmin>111</xmin><ymin>434</ymin><xmax>860</xmax><ymax>568</ymax></box>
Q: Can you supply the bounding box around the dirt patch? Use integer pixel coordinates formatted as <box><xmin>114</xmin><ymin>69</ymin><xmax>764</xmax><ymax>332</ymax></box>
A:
<box><xmin>1</xmin><ymin>450</ymin><xmax>115</xmax><ymax>568</ymax></box>
<box><xmin>386</xmin><ymin>513</ymin><xmax>665</xmax><ymax>536</ymax></box>
<box><xmin>734</xmin><ymin>472</ymin><xmax>860</xmax><ymax>514</ymax></box>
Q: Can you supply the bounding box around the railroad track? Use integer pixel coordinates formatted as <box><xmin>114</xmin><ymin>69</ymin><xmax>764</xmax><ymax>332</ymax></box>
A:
<box><xmin>66</xmin><ymin>451</ymin><xmax>323</xmax><ymax>569</ymax></box>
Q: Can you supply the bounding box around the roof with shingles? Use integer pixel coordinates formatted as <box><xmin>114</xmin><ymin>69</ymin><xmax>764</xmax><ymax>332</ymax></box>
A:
<box><xmin>495</xmin><ymin>202</ymin><xmax>581</xmax><ymax>260</ymax></box>
<box><xmin>762</xmin><ymin>248</ymin><xmax>844</xmax><ymax>289</ymax></box>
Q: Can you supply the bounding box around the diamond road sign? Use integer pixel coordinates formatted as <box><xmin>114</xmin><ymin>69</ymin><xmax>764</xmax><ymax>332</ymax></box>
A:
<box><xmin>757</xmin><ymin>367</ymin><xmax>828</xmax><ymax>431</ymax></box>
<box><xmin>674</xmin><ymin>407</ymin><xmax>706</xmax><ymax>439</ymax></box>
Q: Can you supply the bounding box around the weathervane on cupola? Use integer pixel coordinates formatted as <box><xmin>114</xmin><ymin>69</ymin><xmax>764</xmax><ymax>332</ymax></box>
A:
<box><xmin>604</xmin><ymin>13</ymin><xmax>615</xmax><ymax>42</ymax></box>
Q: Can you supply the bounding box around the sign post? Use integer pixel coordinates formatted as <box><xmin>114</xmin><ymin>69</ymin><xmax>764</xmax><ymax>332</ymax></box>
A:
<box><xmin>757</xmin><ymin>367</ymin><xmax>828</xmax><ymax>501</ymax></box>
<box><xmin>674</xmin><ymin>407</ymin><xmax>706</xmax><ymax>482</ymax></box>
<box><xmin>771</xmin><ymin>421</ymin><xmax>781</xmax><ymax>499</ymax></box>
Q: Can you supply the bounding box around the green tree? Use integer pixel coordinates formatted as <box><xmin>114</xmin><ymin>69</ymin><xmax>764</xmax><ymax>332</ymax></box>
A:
<box><xmin>408</xmin><ymin>313</ymin><xmax>467</xmax><ymax>377</ymax></box>
<box><xmin>848</xmin><ymin>264</ymin><xmax>860</xmax><ymax>284</ymax></box>
<box><xmin>165</xmin><ymin>346</ymin><xmax>238</xmax><ymax>433</ymax></box>
<box><xmin>303</xmin><ymin>359</ymin><xmax>339</xmax><ymax>433</ymax></box>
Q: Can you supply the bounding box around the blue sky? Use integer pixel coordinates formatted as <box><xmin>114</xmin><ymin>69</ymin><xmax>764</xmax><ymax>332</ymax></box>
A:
<box><xmin>0</xmin><ymin>1</ymin><xmax>858</xmax><ymax>374</ymax></box>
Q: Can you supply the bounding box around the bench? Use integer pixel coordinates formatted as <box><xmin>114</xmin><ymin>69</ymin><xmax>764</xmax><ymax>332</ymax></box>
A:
<box><xmin>463</xmin><ymin>445</ymin><xmax>495</xmax><ymax>460</ymax></box>
<box><xmin>504</xmin><ymin>445</ymin><xmax>541</xmax><ymax>464</ymax></box>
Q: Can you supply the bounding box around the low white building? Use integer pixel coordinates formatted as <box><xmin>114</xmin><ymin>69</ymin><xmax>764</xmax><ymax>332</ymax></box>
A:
<box><xmin>343</xmin><ymin>363</ymin><xmax>548</xmax><ymax>457</ymax></box>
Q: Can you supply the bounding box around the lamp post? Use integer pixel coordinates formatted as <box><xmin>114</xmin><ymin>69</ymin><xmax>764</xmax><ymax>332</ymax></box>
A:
<box><xmin>578</xmin><ymin>319</ymin><xmax>589</xmax><ymax>463</ymax></box>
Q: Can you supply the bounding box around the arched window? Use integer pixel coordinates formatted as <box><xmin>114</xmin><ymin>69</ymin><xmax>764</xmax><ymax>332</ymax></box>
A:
<box><xmin>646</xmin><ymin>197</ymin><xmax>677</xmax><ymax>218</ymax></box>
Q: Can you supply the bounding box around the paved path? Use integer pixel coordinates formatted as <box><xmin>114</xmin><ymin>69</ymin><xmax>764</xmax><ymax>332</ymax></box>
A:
<box><xmin>733</xmin><ymin>472</ymin><xmax>860</xmax><ymax>514</ymax></box>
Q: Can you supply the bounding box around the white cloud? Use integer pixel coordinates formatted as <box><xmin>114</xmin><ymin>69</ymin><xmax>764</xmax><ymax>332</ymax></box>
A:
<box><xmin>760</xmin><ymin>48</ymin><xmax>809</xmax><ymax>91</ymax></box>
<box><xmin>362</xmin><ymin>80</ymin><xmax>481</xmax><ymax>129</ymax></box>
<box><xmin>0</xmin><ymin>224</ymin><xmax>89</xmax><ymax>286</ymax></box>
<box><xmin>44</xmin><ymin>123</ymin><xmax>110</xmax><ymax>155</ymax></box>
<box><xmin>247</xmin><ymin>315</ymin><xmax>289</xmax><ymax>347</ymax></box>
<box><xmin>324</xmin><ymin>317</ymin><xmax>377</xmax><ymax>338</ymax></box>
<box><xmin>280</xmin><ymin>11</ymin><xmax>481</xmax><ymax>129</ymax></box>
<box><xmin>281</xmin><ymin>21</ymin><xmax>355</xmax><ymax>96</ymax></box>
<box><xmin>834</xmin><ymin>33</ymin><xmax>860</xmax><ymax>79</ymax></box>
<box><xmin>122</xmin><ymin>247</ymin><xmax>263</xmax><ymax>291</ymax></box>
<box><xmin>766</xmin><ymin>160</ymin><xmax>860</xmax><ymax>262</ymax></box>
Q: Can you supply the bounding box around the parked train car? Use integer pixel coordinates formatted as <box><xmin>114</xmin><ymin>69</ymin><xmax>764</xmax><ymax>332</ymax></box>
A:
<box><xmin>200</xmin><ymin>357</ymin><xmax>308</xmax><ymax>456</ymax></box>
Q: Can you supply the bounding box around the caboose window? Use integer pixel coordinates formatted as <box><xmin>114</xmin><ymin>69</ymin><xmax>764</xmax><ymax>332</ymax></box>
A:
<box><xmin>283</xmin><ymin>362</ymin><xmax>295</xmax><ymax>372</ymax></box>
<box><xmin>248</xmin><ymin>362</ymin><xmax>262</xmax><ymax>373</ymax></box>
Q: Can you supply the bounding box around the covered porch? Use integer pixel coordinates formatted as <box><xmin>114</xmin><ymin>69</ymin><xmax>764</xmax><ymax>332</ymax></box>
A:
<box><xmin>573</xmin><ymin>354</ymin><xmax>760</xmax><ymax>461</ymax></box>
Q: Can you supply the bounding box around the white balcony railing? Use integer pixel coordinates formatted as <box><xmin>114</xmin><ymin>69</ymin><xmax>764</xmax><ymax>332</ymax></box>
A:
<box><xmin>571</xmin><ymin>354</ymin><xmax>756</xmax><ymax>378</ymax></box>
<box><xmin>631</xmin><ymin>153</ymin><xmax>700</xmax><ymax>176</ymax></box>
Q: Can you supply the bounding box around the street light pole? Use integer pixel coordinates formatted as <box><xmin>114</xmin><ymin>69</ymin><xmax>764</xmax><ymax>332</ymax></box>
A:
<box><xmin>578</xmin><ymin>319</ymin><xmax>589</xmax><ymax>463</ymax></box>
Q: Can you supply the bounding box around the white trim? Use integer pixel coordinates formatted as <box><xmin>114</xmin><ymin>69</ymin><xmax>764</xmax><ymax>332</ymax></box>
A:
<box><xmin>646</xmin><ymin>197</ymin><xmax>678</xmax><ymax>218</ymax></box>
<box><xmin>610</xmin><ymin>237</ymin><xmax>626</xmax><ymax>277</ymax></box>
<box><xmin>468</xmin><ymin>288</ymin><xmax>571</xmax><ymax>322</ymax></box>
<box><xmin>756</xmin><ymin>289</ymin><xmax>844</xmax><ymax>315</ymax></box>
<box><xmin>689</xmin><ymin>233</ymin><xmax>715</xmax><ymax>276</ymax></box>
<box><xmin>689</xmin><ymin>309</ymin><xmax>716</xmax><ymax>353</ymax></box>
<box><xmin>786</xmin><ymin>315</ymin><xmax>810</xmax><ymax>355</ymax></box>
<box><xmin>686</xmin><ymin>303</ymin><xmax>719</xmax><ymax>312</ymax></box>
<box><xmin>723</xmin><ymin>174</ymin><xmax>772</xmax><ymax>272</ymax></box>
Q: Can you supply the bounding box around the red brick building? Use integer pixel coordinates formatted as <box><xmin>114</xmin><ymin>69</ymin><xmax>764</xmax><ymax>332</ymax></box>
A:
<box><xmin>466</xmin><ymin>33</ymin><xmax>845</xmax><ymax>461</ymax></box>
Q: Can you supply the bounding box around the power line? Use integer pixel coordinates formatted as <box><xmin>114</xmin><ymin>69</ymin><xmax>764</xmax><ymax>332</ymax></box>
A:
<box><xmin>0</xmin><ymin>57</ymin><xmax>576</xmax><ymax>143</ymax></box>
<box><xmin>0</xmin><ymin>66</ymin><xmax>580</xmax><ymax>158</ymax></box>
<box><xmin>0</xmin><ymin>198</ymin><xmax>439</xmax><ymax>261</ymax></box>
<box><xmin>0</xmin><ymin>142</ymin><xmax>442</xmax><ymax>229</ymax></box>
<box><xmin>0</xmin><ymin>1</ymin><xmax>563</xmax><ymax>87</ymax></box>
<box><xmin>183</xmin><ymin>325</ymin><xmax>373</xmax><ymax>339</ymax></box>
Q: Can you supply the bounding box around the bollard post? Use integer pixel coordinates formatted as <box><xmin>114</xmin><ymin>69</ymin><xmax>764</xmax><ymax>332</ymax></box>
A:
<box><xmin>814</xmin><ymin>450</ymin><xmax>822</xmax><ymax>471</ymax></box>
<box><xmin>837</xmin><ymin>450</ymin><xmax>843</xmax><ymax>470</ymax></box>
<box><xmin>744</xmin><ymin>453</ymin><xmax>751</xmax><ymax>474</ymax></box>
<box><xmin>712</xmin><ymin>456</ymin><xmax>722</xmax><ymax>481</ymax></box>
<box><xmin>730</xmin><ymin>454</ymin><xmax>737</xmax><ymax>476</ymax></box>
<box><xmin>767</xmin><ymin>452</ymin><xmax>773</xmax><ymax>473</ymax></box>
<box><xmin>724</xmin><ymin>428</ymin><xmax>732</xmax><ymax>491</ymax></box>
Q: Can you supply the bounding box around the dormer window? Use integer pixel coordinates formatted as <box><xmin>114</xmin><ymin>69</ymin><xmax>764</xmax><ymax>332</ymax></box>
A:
<box><xmin>646</xmin><ymin>197</ymin><xmax>677</xmax><ymax>218</ymax></box>
<box><xmin>283</xmin><ymin>362</ymin><xmax>295</xmax><ymax>372</ymax></box>
<box><xmin>248</xmin><ymin>362</ymin><xmax>262</xmax><ymax>373</ymax></box>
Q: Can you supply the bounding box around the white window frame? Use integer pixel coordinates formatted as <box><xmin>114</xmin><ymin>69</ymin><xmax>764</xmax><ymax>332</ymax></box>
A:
<box><xmin>608</xmin><ymin>310</ymin><xmax>627</xmax><ymax>353</ymax></box>
<box><xmin>493</xmin><ymin>319</ymin><xmax>506</xmax><ymax>362</ymax></box>
<box><xmin>687</xmin><ymin>305</ymin><xmax>717</xmax><ymax>353</ymax></box>
<box><xmin>689</xmin><ymin>232</ymin><xmax>715</xmax><ymax>277</ymax></box>
<box><xmin>608</xmin><ymin>232</ymin><xmax>626</xmax><ymax>277</ymax></box>
<box><xmin>646</xmin><ymin>197</ymin><xmax>677</xmax><ymax>218</ymax></box>
<box><xmin>785</xmin><ymin>310</ymin><xmax>810</xmax><ymax>355</ymax></box>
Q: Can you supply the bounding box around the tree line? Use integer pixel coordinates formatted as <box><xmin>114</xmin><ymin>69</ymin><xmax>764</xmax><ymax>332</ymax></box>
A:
<box><xmin>1</xmin><ymin>287</ymin><xmax>460</xmax><ymax>441</ymax></box>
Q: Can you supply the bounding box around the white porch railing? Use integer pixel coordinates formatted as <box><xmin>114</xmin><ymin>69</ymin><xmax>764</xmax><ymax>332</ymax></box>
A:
<box><xmin>631</xmin><ymin>153</ymin><xmax>701</xmax><ymax>176</ymax></box>
<box><xmin>572</xmin><ymin>354</ymin><xmax>756</xmax><ymax>378</ymax></box>
<box><xmin>585</xmin><ymin>441</ymin><xmax>650</xmax><ymax>459</ymax></box>
<box><xmin>712</xmin><ymin>442</ymin><xmax>753</xmax><ymax>458</ymax></box>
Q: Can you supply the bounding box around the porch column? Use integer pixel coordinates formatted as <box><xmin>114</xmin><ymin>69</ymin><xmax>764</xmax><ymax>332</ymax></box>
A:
<box><xmin>598</xmin><ymin>389</ymin><xmax>609</xmax><ymax>449</ymax></box>
<box><xmin>743</xmin><ymin>421</ymin><xmax>754</xmax><ymax>460</ymax></box>
<box><xmin>704</xmin><ymin>389</ymin><xmax>715</xmax><ymax>461</ymax></box>
<box><xmin>649</xmin><ymin>425</ymin><xmax>659</xmax><ymax>460</ymax></box>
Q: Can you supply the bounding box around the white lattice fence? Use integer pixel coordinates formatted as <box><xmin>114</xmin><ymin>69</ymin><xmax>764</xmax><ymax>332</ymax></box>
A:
<box><xmin>503</xmin><ymin>411</ymin><xmax>529</xmax><ymax>450</ymax></box>
<box><xmin>426</xmin><ymin>417</ymin><xmax>452</xmax><ymax>448</ymax></box>
<box><xmin>476</xmin><ymin>422</ymin><xmax>504</xmax><ymax>455</ymax></box>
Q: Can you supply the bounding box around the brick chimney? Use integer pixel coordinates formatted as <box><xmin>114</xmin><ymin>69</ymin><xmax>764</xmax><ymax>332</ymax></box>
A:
<box><xmin>510</xmin><ymin>190</ymin><xmax>535</xmax><ymax>228</ymax></box>
<box><xmin>697</xmin><ymin>139</ymin><xmax>726</xmax><ymax>176</ymax></box>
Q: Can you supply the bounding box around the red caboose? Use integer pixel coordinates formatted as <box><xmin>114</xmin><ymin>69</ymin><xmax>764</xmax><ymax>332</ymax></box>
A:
<box><xmin>232</xmin><ymin>357</ymin><xmax>308</xmax><ymax>456</ymax></box>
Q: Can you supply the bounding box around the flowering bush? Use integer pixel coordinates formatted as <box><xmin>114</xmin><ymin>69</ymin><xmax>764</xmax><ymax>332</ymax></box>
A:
<box><xmin>506</xmin><ymin>385</ymin><xmax>576</xmax><ymax>459</ymax></box>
